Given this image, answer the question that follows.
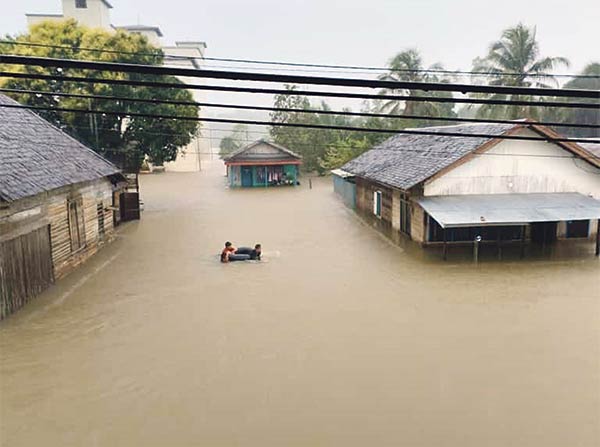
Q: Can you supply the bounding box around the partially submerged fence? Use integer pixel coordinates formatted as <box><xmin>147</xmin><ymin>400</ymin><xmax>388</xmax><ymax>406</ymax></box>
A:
<box><xmin>0</xmin><ymin>226</ymin><xmax>54</xmax><ymax>320</ymax></box>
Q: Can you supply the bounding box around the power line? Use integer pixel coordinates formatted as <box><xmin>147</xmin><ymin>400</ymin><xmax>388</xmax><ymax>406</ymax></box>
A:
<box><xmin>2</xmin><ymin>102</ymin><xmax>599</xmax><ymax>145</ymax></box>
<box><xmin>1</xmin><ymin>55</ymin><xmax>598</xmax><ymax>99</ymax></box>
<box><xmin>8</xmin><ymin>123</ymin><xmax>598</xmax><ymax>161</ymax></box>
<box><xmin>1</xmin><ymin>71</ymin><xmax>598</xmax><ymax>110</ymax></box>
<box><xmin>1</xmin><ymin>39</ymin><xmax>597</xmax><ymax>79</ymax></box>
<box><xmin>2</xmin><ymin>87</ymin><xmax>598</xmax><ymax>130</ymax></box>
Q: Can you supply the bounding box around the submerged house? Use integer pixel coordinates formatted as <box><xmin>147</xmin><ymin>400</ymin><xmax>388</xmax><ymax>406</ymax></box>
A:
<box><xmin>224</xmin><ymin>140</ymin><xmax>302</xmax><ymax>187</ymax></box>
<box><xmin>335</xmin><ymin>122</ymin><xmax>600</xmax><ymax>258</ymax></box>
<box><xmin>0</xmin><ymin>94</ymin><xmax>129</xmax><ymax>319</ymax></box>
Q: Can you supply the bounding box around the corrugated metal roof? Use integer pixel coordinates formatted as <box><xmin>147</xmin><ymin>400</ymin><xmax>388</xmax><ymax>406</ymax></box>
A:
<box><xmin>416</xmin><ymin>193</ymin><xmax>600</xmax><ymax>228</ymax></box>
<box><xmin>0</xmin><ymin>94</ymin><xmax>121</xmax><ymax>202</ymax></box>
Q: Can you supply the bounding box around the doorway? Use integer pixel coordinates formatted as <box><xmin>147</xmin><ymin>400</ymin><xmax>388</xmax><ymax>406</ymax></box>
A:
<box><xmin>241</xmin><ymin>167</ymin><xmax>253</xmax><ymax>187</ymax></box>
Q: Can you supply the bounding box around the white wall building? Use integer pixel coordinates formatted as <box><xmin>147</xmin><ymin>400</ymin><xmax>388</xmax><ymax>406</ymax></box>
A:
<box><xmin>26</xmin><ymin>0</ymin><xmax>210</xmax><ymax>172</ymax></box>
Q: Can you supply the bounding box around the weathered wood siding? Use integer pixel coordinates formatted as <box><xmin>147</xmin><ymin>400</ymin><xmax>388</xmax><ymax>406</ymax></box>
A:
<box><xmin>0</xmin><ymin>226</ymin><xmax>53</xmax><ymax>320</ymax></box>
<box><xmin>0</xmin><ymin>177</ymin><xmax>121</xmax><ymax>319</ymax></box>
<box><xmin>356</xmin><ymin>177</ymin><xmax>393</xmax><ymax>226</ymax></box>
<box><xmin>48</xmin><ymin>179</ymin><xmax>116</xmax><ymax>279</ymax></box>
<box><xmin>411</xmin><ymin>203</ymin><xmax>426</xmax><ymax>243</ymax></box>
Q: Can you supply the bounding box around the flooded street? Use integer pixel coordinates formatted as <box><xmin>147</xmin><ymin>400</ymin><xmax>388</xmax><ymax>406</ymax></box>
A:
<box><xmin>1</xmin><ymin>161</ymin><xmax>599</xmax><ymax>446</ymax></box>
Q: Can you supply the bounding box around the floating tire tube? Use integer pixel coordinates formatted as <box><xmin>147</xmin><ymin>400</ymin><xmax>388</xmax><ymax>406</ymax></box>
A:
<box><xmin>235</xmin><ymin>247</ymin><xmax>253</xmax><ymax>255</ymax></box>
<box><xmin>228</xmin><ymin>253</ymin><xmax>251</xmax><ymax>262</ymax></box>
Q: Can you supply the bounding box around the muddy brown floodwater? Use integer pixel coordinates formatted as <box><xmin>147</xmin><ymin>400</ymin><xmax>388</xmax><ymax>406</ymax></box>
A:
<box><xmin>1</xmin><ymin>161</ymin><xmax>599</xmax><ymax>446</ymax></box>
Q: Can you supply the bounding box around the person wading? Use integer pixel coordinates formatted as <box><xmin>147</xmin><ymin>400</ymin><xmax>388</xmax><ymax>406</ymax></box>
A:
<box><xmin>220</xmin><ymin>241</ymin><xmax>237</xmax><ymax>263</ymax></box>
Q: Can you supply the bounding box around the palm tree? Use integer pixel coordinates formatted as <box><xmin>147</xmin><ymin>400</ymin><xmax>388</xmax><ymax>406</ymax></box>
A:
<box><xmin>549</xmin><ymin>62</ymin><xmax>600</xmax><ymax>137</ymax></box>
<box><xmin>473</xmin><ymin>23</ymin><xmax>569</xmax><ymax>119</ymax></box>
<box><xmin>376</xmin><ymin>49</ymin><xmax>455</xmax><ymax>122</ymax></box>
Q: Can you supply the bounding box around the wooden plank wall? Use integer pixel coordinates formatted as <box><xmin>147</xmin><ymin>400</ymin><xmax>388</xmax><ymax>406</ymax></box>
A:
<box><xmin>0</xmin><ymin>226</ymin><xmax>54</xmax><ymax>320</ymax></box>
<box><xmin>48</xmin><ymin>180</ymin><xmax>115</xmax><ymax>279</ymax></box>
<box><xmin>355</xmin><ymin>177</ymin><xmax>393</xmax><ymax>226</ymax></box>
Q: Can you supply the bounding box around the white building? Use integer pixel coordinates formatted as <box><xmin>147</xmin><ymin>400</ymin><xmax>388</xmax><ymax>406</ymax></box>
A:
<box><xmin>337</xmin><ymin>122</ymin><xmax>600</xmax><ymax>258</ymax></box>
<box><xmin>26</xmin><ymin>0</ymin><xmax>210</xmax><ymax>172</ymax></box>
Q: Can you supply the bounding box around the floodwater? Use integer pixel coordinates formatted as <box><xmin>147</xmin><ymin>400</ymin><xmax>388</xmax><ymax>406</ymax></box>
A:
<box><xmin>1</xmin><ymin>161</ymin><xmax>599</xmax><ymax>447</ymax></box>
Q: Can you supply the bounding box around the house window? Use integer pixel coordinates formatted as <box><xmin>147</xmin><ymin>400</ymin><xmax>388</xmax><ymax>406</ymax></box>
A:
<box><xmin>68</xmin><ymin>196</ymin><xmax>86</xmax><ymax>252</ymax></box>
<box><xmin>97</xmin><ymin>202</ymin><xmax>105</xmax><ymax>241</ymax></box>
<box><xmin>75</xmin><ymin>0</ymin><xmax>88</xmax><ymax>8</ymax></box>
<box><xmin>566</xmin><ymin>220</ymin><xmax>589</xmax><ymax>238</ymax></box>
<box><xmin>373</xmin><ymin>191</ymin><xmax>382</xmax><ymax>217</ymax></box>
<box><xmin>399</xmin><ymin>193</ymin><xmax>411</xmax><ymax>235</ymax></box>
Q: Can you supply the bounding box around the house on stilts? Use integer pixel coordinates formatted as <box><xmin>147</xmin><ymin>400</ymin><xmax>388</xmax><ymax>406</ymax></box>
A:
<box><xmin>334</xmin><ymin>121</ymin><xmax>600</xmax><ymax>259</ymax></box>
<box><xmin>224</xmin><ymin>140</ymin><xmax>302</xmax><ymax>188</ymax></box>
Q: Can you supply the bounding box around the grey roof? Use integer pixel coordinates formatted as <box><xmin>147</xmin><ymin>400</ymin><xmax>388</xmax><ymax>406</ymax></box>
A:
<box><xmin>417</xmin><ymin>193</ymin><xmax>600</xmax><ymax>228</ymax></box>
<box><xmin>0</xmin><ymin>94</ymin><xmax>121</xmax><ymax>202</ymax></box>
<box><xmin>225</xmin><ymin>140</ymin><xmax>302</xmax><ymax>163</ymax></box>
<box><xmin>342</xmin><ymin>123</ymin><xmax>516</xmax><ymax>190</ymax></box>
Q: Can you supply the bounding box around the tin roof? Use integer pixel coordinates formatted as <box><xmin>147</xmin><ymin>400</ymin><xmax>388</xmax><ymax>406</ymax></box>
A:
<box><xmin>0</xmin><ymin>94</ymin><xmax>122</xmax><ymax>202</ymax></box>
<box><xmin>416</xmin><ymin>193</ymin><xmax>600</xmax><ymax>228</ymax></box>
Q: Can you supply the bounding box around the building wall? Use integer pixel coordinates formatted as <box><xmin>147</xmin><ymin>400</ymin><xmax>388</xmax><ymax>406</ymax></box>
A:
<box><xmin>424</xmin><ymin>129</ymin><xmax>600</xmax><ymax>198</ymax></box>
<box><xmin>410</xmin><ymin>203</ymin><xmax>426</xmax><ymax>243</ymax></box>
<box><xmin>47</xmin><ymin>178</ymin><xmax>117</xmax><ymax>278</ymax></box>
<box><xmin>62</xmin><ymin>0</ymin><xmax>112</xmax><ymax>29</ymax></box>
<box><xmin>355</xmin><ymin>177</ymin><xmax>393</xmax><ymax>226</ymax></box>
<box><xmin>0</xmin><ymin>177</ymin><xmax>121</xmax><ymax>318</ymax></box>
<box><xmin>332</xmin><ymin>175</ymin><xmax>356</xmax><ymax>209</ymax></box>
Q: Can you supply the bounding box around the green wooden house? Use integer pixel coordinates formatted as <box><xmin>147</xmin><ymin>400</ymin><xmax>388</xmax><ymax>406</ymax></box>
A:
<box><xmin>224</xmin><ymin>140</ymin><xmax>302</xmax><ymax>188</ymax></box>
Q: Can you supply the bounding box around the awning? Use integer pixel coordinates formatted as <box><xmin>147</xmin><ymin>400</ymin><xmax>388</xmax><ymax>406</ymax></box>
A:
<box><xmin>416</xmin><ymin>193</ymin><xmax>600</xmax><ymax>228</ymax></box>
<box><xmin>330</xmin><ymin>169</ymin><xmax>355</xmax><ymax>179</ymax></box>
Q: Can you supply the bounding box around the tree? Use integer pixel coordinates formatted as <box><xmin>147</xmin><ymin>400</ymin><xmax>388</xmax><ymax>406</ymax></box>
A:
<box><xmin>376</xmin><ymin>49</ymin><xmax>456</xmax><ymax>121</ymax></box>
<box><xmin>546</xmin><ymin>63</ymin><xmax>599</xmax><ymax>138</ymax></box>
<box><xmin>270</xmin><ymin>86</ymin><xmax>346</xmax><ymax>173</ymax></box>
<box><xmin>471</xmin><ymin>23</ymin><xmax>569</xmax><ymax>119</ymax></box>
<box><xmin>319</xmin><ymin>136</ymin><xmax>370</xmax><ymax>171</ymax></box>
<box><xmin>0</xmin><ymin>20</ymin><xmax>200</xmax><ymax>170</ymax></box>
<box><xmin>219</xmin><ymin>124</ymin><xmax>250</xmax><ymax>158</ymax></box>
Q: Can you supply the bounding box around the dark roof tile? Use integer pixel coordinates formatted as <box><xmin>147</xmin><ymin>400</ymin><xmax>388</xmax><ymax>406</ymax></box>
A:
<box><xmin>0</xmin><ymin>94</ymin><xmax>121</xmax><ymax>202</ymax></box>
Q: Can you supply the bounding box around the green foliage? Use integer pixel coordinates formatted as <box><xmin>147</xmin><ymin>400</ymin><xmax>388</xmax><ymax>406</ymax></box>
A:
<box><xmin>471</xmin><ymin>23</ymin><xmax>569</xmax><ymax>119</ymax></box>
<box><xmin>319</xmin><ymin>136</ymin><xmax>370</xmax><ymax>171</ymax></box>
<box><xmin>0</xmin><ymin>20</ymin><xmax>200</xmax><ymax>170</ymax></box>
<box><xmin>544</xmin><ymin>63</ymin><xmax>599</xmax><ymax>138</ymax></box>
<box><xmin>376</xmin><ymin>49</ymin><xmax>456</xmax><ymax>121</ymax></box>
<box><xmin>269</xmin><ymin>86</ymin><xmax>399</xmax><ymax>173</ymax></box>
<box><xmin>219</xmin><ymin>124</ymin><xmax>249</xmax><ymax>158</ymax></box>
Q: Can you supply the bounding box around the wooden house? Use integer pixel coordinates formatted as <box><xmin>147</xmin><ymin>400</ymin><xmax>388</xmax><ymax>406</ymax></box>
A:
<box><xmin>224</xmin><ymin>140</ymin><xmax>302</xmax><ymax>187</ymax></box>
<box><xmin>0</xmin><ymin>94</ymin><xmax>128</xmax><ymax>319</ymax></box>
<box><xmin>337</xmin><ymin>122</ymin><xmax>600</xmax><ymax>258</ymax></box>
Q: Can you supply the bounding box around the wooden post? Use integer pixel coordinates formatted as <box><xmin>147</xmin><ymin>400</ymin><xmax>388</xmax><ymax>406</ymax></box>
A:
<box><xmin>473</xmin><ymin>235</ymin><xmax>481</xmax><ymax>264</ymax></box>
<box><xmin>265</xmin><ymin>166</ymin><xmax>268</xmax><ymax>188</ymax></box>
<box><xmin>596</xmin><ymin>219</ymin><xmax>600</xmax><ymax>256</ymax></box>
<box><xmin>497</xmin><ymin>229</ymin><xmax>502</xmax><ymax>260</ymax></box>
<box><xmin>443</xmin><ymin>228</ymin><xmax>448</xmax><ymax>261</ymax></box>
<box><xmin>520</xmin><ymin>225</ymin><xmax>526</xmax><ymax>259</ymax></box>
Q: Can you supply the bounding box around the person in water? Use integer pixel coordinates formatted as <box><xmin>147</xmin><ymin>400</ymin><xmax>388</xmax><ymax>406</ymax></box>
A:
<box><xmin>220</xmin><ymin>241</ymin><xmax>237</xmax><ymax>263</ymax></box>
<box><xmin>250</xmin><ymin>244</ymin><xmax>262</xmax><ymax>260</ymax></box>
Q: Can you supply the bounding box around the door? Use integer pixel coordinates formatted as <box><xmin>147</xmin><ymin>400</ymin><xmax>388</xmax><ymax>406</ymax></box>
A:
<box><xmin>241</xmin><ymin>167</ymin><xmax>253</xmax><ymax>187</ymax></box>
<box><xmin>530</xmin><ymin>222</ymin><xmax>558</xmax><ymax>245</ymax></box>
<box><xmin>120</xmin><ymin>192</ymin><xmax>140</xmax><ymax>221</ymax></box>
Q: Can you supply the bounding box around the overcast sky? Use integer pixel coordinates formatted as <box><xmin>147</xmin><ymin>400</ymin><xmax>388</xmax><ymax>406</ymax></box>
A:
<box><xmin>2</xmin><ymin>0</ymin><xmax>599</xmax><ymax>141</ymax></box>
